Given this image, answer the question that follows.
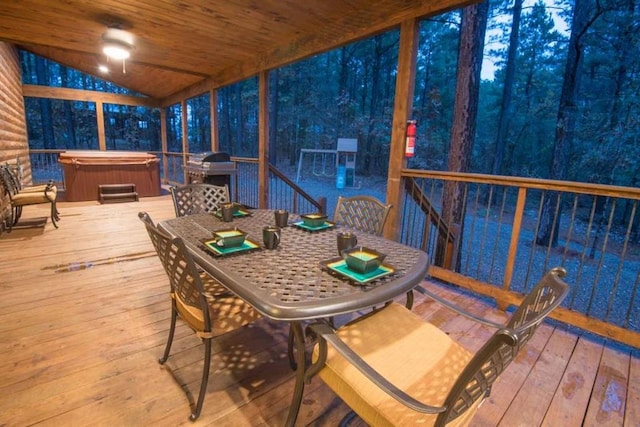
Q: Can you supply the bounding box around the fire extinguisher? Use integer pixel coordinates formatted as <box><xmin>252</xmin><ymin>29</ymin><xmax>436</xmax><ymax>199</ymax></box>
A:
<box><xmin>405</xmin><ymin>120</ymin><xmax>417</xmax><ymax>158</ymax></box>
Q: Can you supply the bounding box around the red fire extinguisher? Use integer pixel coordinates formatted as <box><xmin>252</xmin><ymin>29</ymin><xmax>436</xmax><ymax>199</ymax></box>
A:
<box><xmin>405</xmin><ymin>120</ymin><xmax>417</xmax><ymax>158</ymax></box>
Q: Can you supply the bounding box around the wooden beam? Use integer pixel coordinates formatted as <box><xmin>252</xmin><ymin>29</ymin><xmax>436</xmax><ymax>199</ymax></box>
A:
<box><xmin>160</xmin><ymin>108</ymin><xmax>168</xmax><ymax>184</ymax></box>
<box><xmin>258</xmin><ymin>71</ymin><xmax>269</xmax><ymax>209</ymax></box>
<box><xmin>96</xmin><ymin>101</ymin><xmax>106</xmax><ymax>151</ymax></box>
<box><xmin>385</xmin><ymin>19</ymin><xmax>418</xmax><ymax>241</ymax></box>
<box><xmin>22</xmin><ymin>84</ymin><xmax>160</xmax><ymax>108</ymax></box>
<box><xmin>181</xmin><ymin>99</ymin><xmax>188</xmax><ymax>183</ymax></box>
<box><xmin>210</xmin><ymin>89</ymin><xmax>219</xmax><ymax>152</ymax></box>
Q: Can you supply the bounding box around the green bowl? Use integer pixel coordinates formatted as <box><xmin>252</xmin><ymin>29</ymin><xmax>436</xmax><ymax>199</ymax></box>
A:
<box><xmin>301</xmin><ymin>213</ymin><xmax>328</xmax><ymax>227</ymax></box>
<box><xmin>213</xmin><ymin>228</ymin><xmax>247</xmax><ymax>248</ymax></box>
<box><xmin>342</xmin><ymin>247</ymin><xmax>387</xmax><ymax>274</ymax></box>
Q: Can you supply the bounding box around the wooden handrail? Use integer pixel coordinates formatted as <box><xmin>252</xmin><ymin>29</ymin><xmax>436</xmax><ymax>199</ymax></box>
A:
<box><xmin>403</xmin><ymin>177</ymin><xmax>456</xmax><ymax>269</ymax></box>
<box><xmin>402</xmin><ymin>168</ymin><xmax>640</xmax><ymax>199</ymax></box>
<box><xmin>404</xmin><ymin>177</ymin><xmax>455</xmax><ymax>243</ymax></box>
<box><xmin>268</xmin><ymin>163</ymin><xmax>326</xmax><ymax>213</ymax></box>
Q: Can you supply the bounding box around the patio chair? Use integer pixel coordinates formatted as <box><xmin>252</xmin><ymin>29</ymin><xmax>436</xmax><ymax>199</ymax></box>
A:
<box><xmin>0</xmin><ymin>165</ymin><xmax>59</xmax><ymax>231</ymax></box>
<box><xmin>304</xmin><ymin>267</ymin><xmax>570</xmax><ymax>426</ymax></box>
<box><xmin>2</xmin><ymin>162</ymin><xmax>54</xmax><ymax>193</ymax></box>
<box><xmin>333</xmin><ymin>195</ymin><xmax>391</xmax><ymax>236</ymax></box>
<box><xmin>170</xmin><ymin>183</ymin><xmax>230</xmax><ymax>217</ymax></box>
<box><xmin>138</xmin><ymin>211</ymin><xmax>260</xmax><ymax>420</ymax></box>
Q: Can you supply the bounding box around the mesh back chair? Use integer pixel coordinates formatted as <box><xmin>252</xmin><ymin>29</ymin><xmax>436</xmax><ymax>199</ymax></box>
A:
<box><xmin>138</xmin><ymin>212</ymin><xmax>260</xmax><ymax>420</ymax></box>
<box><xmin>170</xmin><ymin>183</ymin><xmax>230</xmax><ymax>217</ymax></box>
<box><xmin>333</xmin><ymin>195</ymin><xmax>391</xmax><ymax>236</ymax></box>
<box><xmin>305</xmin><ymin>267</ymin><xmax>569</xmax><ymax>427</ymax></box>
<box><xmin>0</xmin><ymin>165</ymin><xmax>59</xmax><ymax>231</ymax></box>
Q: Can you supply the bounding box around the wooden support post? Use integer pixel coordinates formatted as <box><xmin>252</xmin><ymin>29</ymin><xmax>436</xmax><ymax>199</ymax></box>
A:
<box><xmin>210</xmin><ymin>88</ymin><xmax>219</xmax><ymax>152</ymax></box>
<box><xmin>385</xmin><ymin>19</ymin><xmax>418</xmax><ymax>241</ymax></box>
<box><xmin>96</xmin><ymin>100</ymin><xmax>106</xmax><ymax>151</ymax></box>
<box><xmin>181</xmin><ymin>99</ymin><xmax>188</xmax><ymax>184</ymax></box>
<box><xmin>160</xmin><ymin>108</ymin><xmax>168</xmax><ymax>185</ymax></box>
<box><xmin>258</xmin><ymin>71</ymin><xmax>270</xmax><ymax>209</ymax></box>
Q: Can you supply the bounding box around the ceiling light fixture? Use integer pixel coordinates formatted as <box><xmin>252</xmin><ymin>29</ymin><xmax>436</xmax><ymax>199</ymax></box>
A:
<box><xmin>102</xmin><ymin>28</ymin><xmax>134</xmax><ymax>73</ymax></box>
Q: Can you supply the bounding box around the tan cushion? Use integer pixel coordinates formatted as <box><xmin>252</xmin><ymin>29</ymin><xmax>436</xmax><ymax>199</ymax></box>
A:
<box><xmin>176</xmin><ymin>274</ymin><xmax>260</xmax><ymax>338</ymax></box>
<box><xmin>12</xmin><ymin>188</ymin><xmax>57</xmax><ymax>205</ymax></box>
<box><xmin>20</xmin><ymin>184</ymin><xmax>57</xmax><ymax>193</ymax></box>
<box><xmin>315</xmin><ymin>302</ymin><xmax>481</xmax><ymax>426</ymax></box>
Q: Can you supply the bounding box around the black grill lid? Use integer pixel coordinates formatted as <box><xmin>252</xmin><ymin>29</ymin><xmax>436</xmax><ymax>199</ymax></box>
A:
<box><xmin>201</xmin><ymin>152</ymin><xmax>230</xmax><ymax>162</ymax></box>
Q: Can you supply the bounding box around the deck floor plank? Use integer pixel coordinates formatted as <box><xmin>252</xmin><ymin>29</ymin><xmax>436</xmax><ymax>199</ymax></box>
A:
<box><xmin>0</xmin><ymin>196</ymin><xmax>638</xmax><ymax>426</ymax></box>
<box><xmin>498</xmin><ymin>328</ymin><xmax>578</xmax><ymax>425</ymax></box>
<box><xmin>542</xmin><ymin>335</ymin><xmax>605</xmax><ymax>426</ymax></box>
<box><xmin>584</xmin><ymin>344</ymin><xmax>631</xmax><ymax>426</ymax></box>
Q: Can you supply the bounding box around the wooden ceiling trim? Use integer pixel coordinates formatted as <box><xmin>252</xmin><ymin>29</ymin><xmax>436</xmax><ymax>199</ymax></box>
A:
<box><xmin>23</xmin><ymin>45</ymin><xmax>204</xmax><ymax>99</ymax></box>
<box><xmin>22</xmin><ymin>85</ymin><xmax>160</xmax><ymax>108</ymax></box>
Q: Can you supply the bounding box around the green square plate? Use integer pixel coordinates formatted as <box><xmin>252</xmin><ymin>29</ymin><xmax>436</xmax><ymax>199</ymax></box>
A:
<box><xmin>320</xmin><ymin>257</ymin><xmax>395</xmax><ymax>285</ymax></box>
<box><xmin>201</xmin><ymin>237</ymin><xmax>260</xmax><ymax>256</ymax></box>
<box><xmin>292</xmin><ymin>220</ymin><xmax>335</xmax><ymax>232</ymax></box>
<box><xmin>213</xmin><ymin>208</ymin><xmax>252</xmax><ymax>219</ymax></box>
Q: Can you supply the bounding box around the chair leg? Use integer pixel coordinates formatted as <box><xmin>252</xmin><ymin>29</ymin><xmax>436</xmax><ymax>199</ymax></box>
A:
<box><xmin>159</xmin><ymin>305</ymin><xmax>178</xmax><ymax>364</ymax></box>
<box><xmin>13</xmin><ymin>206</ymin><xmax>22</xmax><ymax>225</ymax></box>
<box><xmin>50</xmin><ymin>202</ymin><xmax>59</xmax><ymax>228</ymax></box>
<box><xmin>190</xmin><ymin>337</ymin><xmax>212</xmax><ymax>421</ymax></box>
<box><xmin>405</xmin><ymin>290</ymin><xmax>414</xmax><ymax>309</ymax></box>
<box><xmin>338</xmin><ymin>410</ymin><xmax>358</xmax><ymax>427</ymax></box>
<box><xmin>53</xmin><ymin>201</ymin><xmax>60</xmax><ymax>221</ymax></box>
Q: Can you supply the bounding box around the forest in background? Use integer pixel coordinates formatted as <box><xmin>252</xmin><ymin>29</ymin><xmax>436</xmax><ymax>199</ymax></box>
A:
<box><xmin>21</xmin><ymin>0</ymin><xmax>640</xmax><ymax>189</ymax></box>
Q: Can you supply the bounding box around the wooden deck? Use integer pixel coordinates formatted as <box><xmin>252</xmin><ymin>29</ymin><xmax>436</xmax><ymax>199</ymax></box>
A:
<box><xmin>1</xmin><ymin>195</ymin><xmax>638</xmax><ymax>426</ymax></box>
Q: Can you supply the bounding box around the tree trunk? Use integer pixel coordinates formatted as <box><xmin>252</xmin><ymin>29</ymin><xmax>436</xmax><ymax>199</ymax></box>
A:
<box><xmin>440</xmin><ymin>2</ymin><xmax>489</xmax><ymax>268</ymax></box>
<box><xmin>492</xmin><ymin>0</ymin><xmax>523</xmax><ymax>176</ymax></box>
<box><xmin>536</xmin><ymin>0</ymin><xmax>593</xmax><ymax>246</ymax></box>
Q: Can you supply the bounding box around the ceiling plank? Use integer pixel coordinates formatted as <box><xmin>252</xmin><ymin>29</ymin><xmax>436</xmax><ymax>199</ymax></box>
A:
<box><xmin>0</xmin><ymin>0</ymin><xmax>476</xmax><ymax>101</ymax></box>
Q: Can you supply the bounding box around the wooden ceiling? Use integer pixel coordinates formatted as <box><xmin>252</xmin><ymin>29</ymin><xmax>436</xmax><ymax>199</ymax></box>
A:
<box><xmin>0</xmin><ymin>0</ymin><xmax>472</xmax><ymax>102</ymax></box>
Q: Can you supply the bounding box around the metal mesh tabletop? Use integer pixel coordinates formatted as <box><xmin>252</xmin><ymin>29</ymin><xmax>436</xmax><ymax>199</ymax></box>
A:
<box><xmin>159</xmin><ymin>210</ymin><xmax>429</xmax><ymax>320</ymax></box>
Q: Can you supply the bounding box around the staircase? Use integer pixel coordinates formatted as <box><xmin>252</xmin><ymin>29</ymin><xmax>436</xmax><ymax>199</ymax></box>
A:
<box><xmin>98</xmin><ymin>184</ymin><xmax>139</xmax><ymax>204</ymax></box>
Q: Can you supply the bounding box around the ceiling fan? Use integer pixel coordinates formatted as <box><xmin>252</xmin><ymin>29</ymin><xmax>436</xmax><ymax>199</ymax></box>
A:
<box><xmin>95</xmin><ymin>14</ymin><xmax>135</xmax><ymax>73</ymax></box>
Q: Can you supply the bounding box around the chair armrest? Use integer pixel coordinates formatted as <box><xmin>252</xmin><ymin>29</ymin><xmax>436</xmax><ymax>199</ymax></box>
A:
<box><xmin>306</xmin><ymin>322</ymin><xmax>446</xmax><ymax>415</ymax></box>
<box><xmin>414</xmin><ymin>285</ymin><xmax>505</xmax><ymax>329</ymax></box>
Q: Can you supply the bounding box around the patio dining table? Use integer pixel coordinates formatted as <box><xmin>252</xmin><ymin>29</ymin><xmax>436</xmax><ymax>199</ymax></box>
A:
<box><xmin>158</xmin><ymin>209</ymin><xmax>430</xmax><ymax>426</ymax></box>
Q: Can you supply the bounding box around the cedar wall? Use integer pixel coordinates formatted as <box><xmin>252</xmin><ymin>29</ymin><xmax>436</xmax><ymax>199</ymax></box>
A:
<box><xmin>0</xmin><ymin>42</ymin><xmax>30</xmax><ymax>231</ymax></box>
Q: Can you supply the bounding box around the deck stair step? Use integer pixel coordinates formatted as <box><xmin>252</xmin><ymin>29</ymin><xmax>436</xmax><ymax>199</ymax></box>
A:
<box><xmin>98</xmin><ymin>184</ymin><xmax>139</xmax><ymax>204</ymax></box>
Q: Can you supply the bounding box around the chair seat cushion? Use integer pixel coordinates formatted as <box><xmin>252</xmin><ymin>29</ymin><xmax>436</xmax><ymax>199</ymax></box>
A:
<box><xmin>175</xmin><ymin>274</ymin><xmax>260</xmax><ymax>338</ymax></box>
<box><xmin>315</xmin><ymin>302</ymin><xmax>479</xmax><ymax>427</ymax></box>
<box><xmin>11</xmin><ymin>188</ymin><xmax>57</xmax><ymax>205</ymax></box>
<box><xmin>19</xmin><ymin>184</ymin><xmax>57</xmax><ymax>193</ymax></box>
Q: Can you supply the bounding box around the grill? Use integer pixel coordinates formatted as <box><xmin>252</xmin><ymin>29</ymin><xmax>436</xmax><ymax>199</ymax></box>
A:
<box><xmin>184</xmin><ymin>152</ymin><xmax>237</xmax><ymax>186</ymax></box>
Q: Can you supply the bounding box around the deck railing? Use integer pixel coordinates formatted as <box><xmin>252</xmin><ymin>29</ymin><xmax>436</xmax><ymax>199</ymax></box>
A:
<box><xmin>400</xmin><ymin>169</ymin><xmax>640</xmax><ymax>347</ymax></box>
<box><xmin>155</xmin><ymin>152</ymin><xmax>325</xmax><ymax>213</ymax></box>
<box><xmin>25</xmin><ymin>150</ymin><xmax>640</xmax><ymax>347</ymax></box>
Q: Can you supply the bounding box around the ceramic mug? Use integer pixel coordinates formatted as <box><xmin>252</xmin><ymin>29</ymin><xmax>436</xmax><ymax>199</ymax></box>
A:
<box><xmin>274</xmin><ymin>209</ymin><xmax>289</xmax><ymax>227</ymax></box>
<box><xmin>221</xmin><ymin>203</ymin><xmax>235</xmax><ymax>222</ymax></box>
<box><xmin>337</xmin><ymin>231</ymin><xmax>358</xmax><ymax>255</ymax></box>
<box><xmin>263</xmin><ymin>226</ymin><xmax>281</xmax><ymax>249</ymax></box>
